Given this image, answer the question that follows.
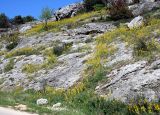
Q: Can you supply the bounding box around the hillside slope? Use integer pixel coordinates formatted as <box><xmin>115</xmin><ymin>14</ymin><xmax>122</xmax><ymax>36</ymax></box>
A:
<box><xmin>0</xmin><ymin>1</ymin><xmax>160</xmax><ymax>115</ymax></box>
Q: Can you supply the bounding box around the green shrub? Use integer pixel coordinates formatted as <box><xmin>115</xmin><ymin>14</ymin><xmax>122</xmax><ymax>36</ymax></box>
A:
<box><xmin>0</xmin><ymin>13</ymin><xmax>10</xmax><ymax>28</ymax></box>
<box><xmin>133</xmin><ymin>38</ymin><xmax>160</xmax><ymax>58</ymax></box>
<box><xmin>12</xmin><ymin>15</ymin><xmax>24</xmax><ymax>25</ymax></box>
<box><xmin>128</xmin><ymin>96</ymin><xmax>160</xmax><ymax>115</ymax></box>
<box><xmin>6</xmin><ymin>42</ymin><xmax>18</xmax><ymax>51</ymax></box>
<box><xmin>53</xmin><ymin>44</ymin><xmax>65</xmax><ymax>56</ymax></box>
<box><xmin>53</xmin><ymin>42</ymin><xmax>73</xmax><ymax>56</ymax></box>
<box><xmin>5</xmin><ymin>32</ymin><xmax>19</xmax><ymax>43</ymax></box>
<box><xmin>83</xmin><ymin>0</ymin><xmax>104</xmax><ymax>11</ymax></box>
<box><xmin>23</xmin><ymin>16</ymin><xmax>36</xmax><ymax>22</ymax></box>
<box><xmin>2</xmin><ymin>32</ymin><xmax>20</xmax><ymax>50</ymax></box>
<box><xmin>6</xmin><ymin>47</ymin><xmax>38</xmax><ymax>58</ymax></box>
<box><xmin>42</xmin><ymin>54</ymin><xmax>57</xmax><ymax>69</ymax></box>
<box><xmin>22</xmin><ymin>64</ymin><xmax>40</xmax><ymax>73</ymax></box>
<box><xmin>93</xmin><ymin>4</ymin><xmax>105</xmax><ymax>11</ymax></box>
<box><xmin>40</xmin><ymin>7</ymin><xmax>53</xmax><ymax>30</ymax></box>
<box><xmin>109</xmin><ymin>0</ymin><xmax>133</xmax><ymax>20</ymax></box>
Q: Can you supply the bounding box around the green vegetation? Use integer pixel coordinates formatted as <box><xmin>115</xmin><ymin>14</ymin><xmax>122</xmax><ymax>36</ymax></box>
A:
<box><xmin>12</xmin><ymin>15</ymin><xmax>24</xmax><ymax>25</ymax></box>
<box><xmin>52</xmin><ymin>41</ymin><xmax>73</xmax><ymax>56</ymax></box>
<box><xmin>25</xmin><ymin>10</ymin><xmax>107</xmax><ymax>35</ymax></box>
<box><xmin>0</xmin><ymin>50</ymin><xmax>6</xmax><ymax>56</ymax></box>
<box><xmin>83</xmin><ymin>0</ymin><xmax>105</xmax><ymax>11</ymax></box>
<box><xmin>0</xmin><ymin>4</ymin><xmax>160</xmax><ymax>115</ymax></box>
<box><xmin>22</xmin><ymin>64</ymin><xmax>41</xmax><ymax>74</ymax></box>
<box><xmin>4</xmin><ymin>58</ymin><xmax>14</xmax><ymax>72</ymax></box>
<box><xmin>22</xmin><ymin>48</ymin><xmax>57</xmax><ymax>74</ymax></box>
<box><xmin>90</xmin><ymin>18</ymin><xmax>160</xmax><ymax>70</ymax></box>
<box><xmin>40</xmin><ymin>7</ymin><xmax>53</xmax><ymax>30</ymax></box>
<box><xmin>0</xmin><ymin>13</ymin><xmax>10</xmax><ymax>28</ymax></box>
<box><xmin>23</xmin><ymin>16</ymin><xmax>36</xmax><ymax>22</ymax></box>
<box><xmin>4</xmin><ymin>32</ymin><xmax>20</xmax><ymax>50</ymax></box>
<box><xmin>1</xmin><ymin>67</ymin><xmax>159</xmax><ymax>115</ymax></box>
<box><xmin>5</xmin><ymin>47</ymin><xmax>39</xmax><ymax>58</ymax></box>
<box><xmin>109</xmin><ymin>0</ymin><xmax>133</xmax><ymax>20</ymax></box>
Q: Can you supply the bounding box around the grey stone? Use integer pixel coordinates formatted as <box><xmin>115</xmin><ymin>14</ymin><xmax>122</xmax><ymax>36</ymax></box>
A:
<box><xmin>54</xmin><ymin>3</ymin><xmax>84</xmax><ymax>20</ymax></box>
<box><xmin>67</xmin><ymin>22</ymin><xmax>116</xmax><ymax>35</ymax></box>
<box><xmin>52</xmin><ymin>103</ymin><xmax>62</xmax><ymax>108</ymax></box>
<box><xmin>106</xmin><ymin>41</ymin><xmax>133</xmax><ymax>66</ymax></box>
<box><xmin>129</xmin><ymin>1</ymin><xmax>160</xmax><ymax>16</ymax></box>
<box><xmin>127</xmin><ymin>16</ymin><xmax>144</xmax><ymax>29</ymax></box>
<box><xmin>96</xmin><ymin>60</ymin><xmax>160</xmax><ymax>102</ymax></box>
<box><xmin>46</xmin><ymin>52</ymin><xmax>89</xmax><ymax>89</ymax></box>
<box><xmin>36</xmin><ymin>98</ymin><xmax>48</xmax><ymax>105</ymax></box>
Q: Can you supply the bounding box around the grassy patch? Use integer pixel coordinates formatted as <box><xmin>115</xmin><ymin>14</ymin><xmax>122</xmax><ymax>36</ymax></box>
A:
<box><xmin>22</xmin><ymin>48</ymin><xmax>57</xmax><ymax>74</ymax></box>
<box><xmin>5</xmin><ymin>47</ymin><xmax>39</xmax><ymax>58</ymax></box>
<box><xmin>94</xmin><ymin>18</ymin><xmax>160</xmax><ymax>63</ymax></box>
<box><xmin>22</xmin><ymin>64</ymin><xmax>41</xmax><ymax>74</ymax></box>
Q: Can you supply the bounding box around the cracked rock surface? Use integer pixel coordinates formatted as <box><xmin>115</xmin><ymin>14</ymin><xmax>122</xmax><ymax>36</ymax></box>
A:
<box><xmin>96</xmin><ymin>60</ymin><xmax>160</xmax><ymax>102</ymax></box>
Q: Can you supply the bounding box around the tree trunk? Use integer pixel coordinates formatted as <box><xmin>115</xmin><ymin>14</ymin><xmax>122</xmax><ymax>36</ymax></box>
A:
<box><xmin>44</xmin><ymin>19</ymin><xmax>48</xmax><ymax>30</ymax></box>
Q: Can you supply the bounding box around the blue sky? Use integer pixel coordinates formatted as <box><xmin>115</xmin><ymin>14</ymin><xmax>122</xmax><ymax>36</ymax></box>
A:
<box><xmin>0</xmin><ymin>0</ymin><xmax>82</xmax><ymax>19</ymax></box>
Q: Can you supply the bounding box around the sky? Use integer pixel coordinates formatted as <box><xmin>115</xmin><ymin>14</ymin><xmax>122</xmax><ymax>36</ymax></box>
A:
<box><xmin>0</xmin><ymin>0</ymin><xmax>82</xmax><ymax>19</ymax></box>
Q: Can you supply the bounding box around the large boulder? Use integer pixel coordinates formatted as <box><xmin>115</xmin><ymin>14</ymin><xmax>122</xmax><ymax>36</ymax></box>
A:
<box><xmin>66</xmin><ymin>22</ymin><xmax>116</xmax><ymax>35</ymax></box>
<box><xmin>129</xmin><ymin>1</ymin><xmax>160</xmax><ymax>16</ymax></box>
<box><xmin>54</xmin><ymin>3</ymin><xmax>84</xmax><ymax>20</ymax></box>
<box><xmin>96</xmin><ymin>60</ymin><xmax>160</xmax><ymax>102</ymax></box>
<box><xmin>127</xmin><ymin>16</ymin><xmax>144</xmax><ymax>29</ymax></box>
<box><xmin>36</xmin><ymin>98</ymin><xmax>48</xmax><ymax>105</ymax></box>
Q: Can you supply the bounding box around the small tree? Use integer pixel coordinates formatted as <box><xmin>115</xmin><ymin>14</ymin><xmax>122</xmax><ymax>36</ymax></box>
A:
<box><xmin>40</xmin><ymin>7</ymin><xmax>52</xmax><ymax>30</ymax></box>
<box><xmin>12</xmin><ymin>15</ymin><xmax>24</xmax><ymax>25</ymax></box>
<box><xmin>0</xmin><ymin>13</ymin><xmax>10</xmax><ymax>28</ymax></box>
<box><xmin>23</xmin><ymin>16</ymin><xmax>36</xmax><ymax>23</ymax></box>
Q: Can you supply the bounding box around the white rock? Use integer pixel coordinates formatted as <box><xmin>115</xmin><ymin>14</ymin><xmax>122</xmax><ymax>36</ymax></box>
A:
<box><xmin>19</xmin><ymin>25</ymin><xmax>32</xmax><ymax>33</ymax></box>
<box><xmin>52</xmin><ymin>103</ymin><xmax>62</xmax><ymax>108</ymax></box>
<box><xmin>36</xmin><ymin>98</ymin><xmax>48</xmax><ymax>105</ymax></box>
<box><xmin>140</xmin><ymin>0</ymin><xmax>155</xmax><ymax>3</ymax></box>
<box><xmin>128</xmin><ymin>16</ymin><xmax>144</xmax><ymax>29</ymax></box>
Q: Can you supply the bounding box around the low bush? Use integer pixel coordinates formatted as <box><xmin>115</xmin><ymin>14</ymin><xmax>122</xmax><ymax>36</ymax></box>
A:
<box><xmin>12</xmin><ymin>15</ymin><xmax>24</xmax><ymax>25</ymax></box>
<box><xmin>109</xmin><ymin>0</ymin><xmax>133</xmax><ymax>20</ymax></box>
<box><xmin>23</xmin><ymin>16</ymin><xmax>36</xmax><ymax>23</ymax></box>
<box><xmin>93</xmin><ymin>4</ymin><xmax>105</xmax><ymax>11</ymax></box>
<box><xmin>42</xmin><ymin>54</ymin><xmax>57</xmax><ymax>69</ymax></box>
<box><xmin>1</xmin><ymin>32</ymin><xmax>20</xmax><ymax>50</ymax></box>
<box><xmin>128</xmin><ymin>96</ymin><xmax>160</xmax><ymax>114</ymax></box>
<box><xmin>5</xmin><ymin>47</ymin><xmax>38</xmax><ymax>58</ymax></box>
<box><xmin>53</xmin><ymin>41</ymin><xmax>73</xmax><ymax>56</ymax></box>
<box><xmin>83</xmin><ymin>0</ymin><xmax>104</xmax><ymax>11</ymax></box>
<box><xmin>133</xmin><ymin>38</ymin><xmax>160</xmax><ymax>58</ymax></box>
<box><xmin>0</xmin><ymin>13</ymin><xmax>10</xmax><ymax>28</ymax></box>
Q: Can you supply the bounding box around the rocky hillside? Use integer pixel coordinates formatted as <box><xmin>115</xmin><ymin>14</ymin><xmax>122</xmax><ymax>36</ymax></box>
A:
<box><xmin>0</xmin><ymin>0</ymin><xmax>160</xmax><ymax>115</ymax></box>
